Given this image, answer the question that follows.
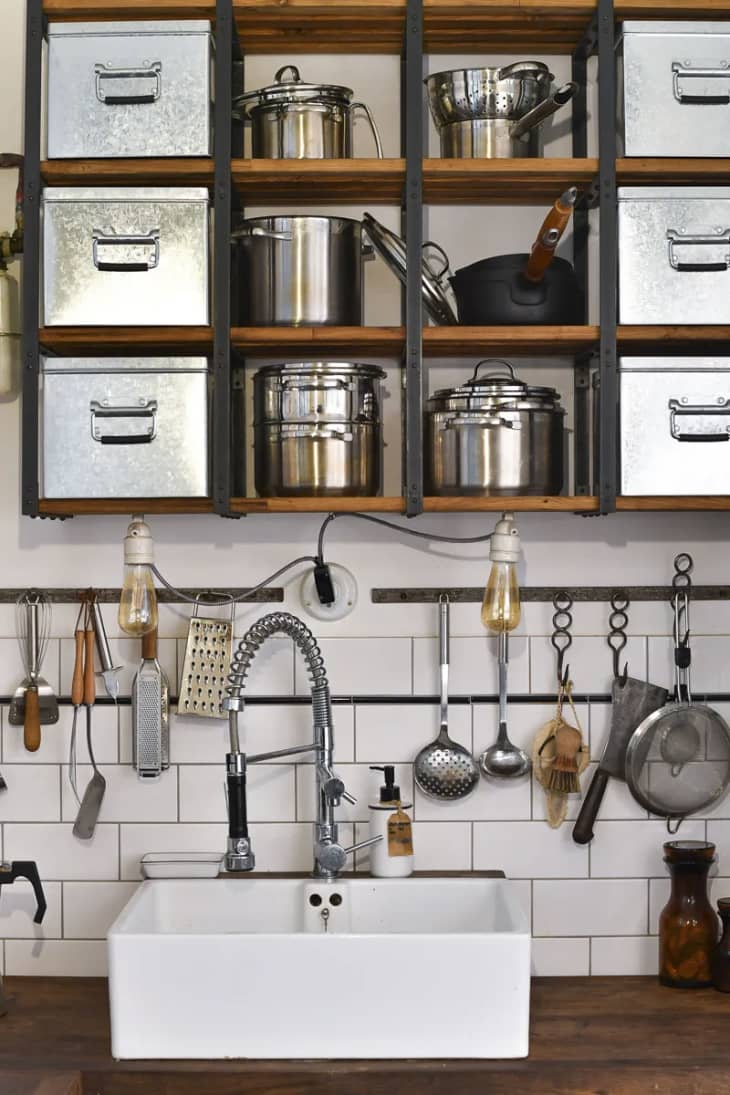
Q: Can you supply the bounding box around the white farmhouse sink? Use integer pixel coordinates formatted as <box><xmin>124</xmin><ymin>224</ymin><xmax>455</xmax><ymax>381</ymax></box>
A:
<box><xmin>108</xmin><ymin>876</ymin><xmax>530</xmax><ymax>1060</ymax></box>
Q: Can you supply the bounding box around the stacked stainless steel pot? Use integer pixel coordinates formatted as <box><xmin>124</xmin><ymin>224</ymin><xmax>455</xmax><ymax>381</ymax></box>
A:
<box><xmin>253</xmin><ymin>362</ymin><xmax>386</xmax><ymax>496</ymax></box>
<box><xmin>425</xmin><ymin>63</ymin><xmax>576</xmax><ymax>158</ymax></box>
<box><xmin>233</xmin><ymin>65</ymin><xmax>383</xmax><ymax>159</ymax></box>
<box><xmin>426</xmin><ymin>361</ymin><xmax>565</xmax><ymax>496</ymax></box>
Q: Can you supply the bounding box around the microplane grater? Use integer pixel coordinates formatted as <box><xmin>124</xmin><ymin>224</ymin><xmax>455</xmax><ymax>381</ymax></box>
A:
<box><xmin>178</xmin><ymin>596</ymin><xmax>234</xmax><ymax>721</ymax></box>
<box><xmin>133</xmin><ymin>669</ymin><xmax>164</xmax><ymax>779</ymax></box>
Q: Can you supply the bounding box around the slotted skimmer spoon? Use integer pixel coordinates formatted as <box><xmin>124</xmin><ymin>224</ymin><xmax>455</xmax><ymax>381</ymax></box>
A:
<box><xmin>414</xmin><ymin>595</ymin><xmax>480</xmax><ymax>800</ymax></box>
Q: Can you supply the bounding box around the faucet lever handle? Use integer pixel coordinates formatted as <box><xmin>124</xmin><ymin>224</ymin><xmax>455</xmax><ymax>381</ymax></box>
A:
<box><xmin>343</xmin><ymin>834</ymin><xmax>383</xmax><ymax>856</ymax></box>
<box><xmin>341</xmin><ymin>789</ymin><xmax>357</xmax><ymax>806</ymax></box>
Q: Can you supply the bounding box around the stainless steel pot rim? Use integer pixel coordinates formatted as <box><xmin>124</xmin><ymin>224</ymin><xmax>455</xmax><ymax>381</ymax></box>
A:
<box><xmin>233</xmin><ymin>65</ymin><xmax>354</xmax><ymax>117</ymax></box>
<box><xmin>256</xmin><ymin>422</ymin><xmax>377</xmax><ymax>437</ymax></box>
<box><xmin>255</xmin><ymin>361</ymin><xmax>386</xmax><ymax>379</ymax></box>
<box><xmin>362</xmin><ymin>212</ymin><xmax>458</xmax><ymax>326</ymax></box>
<box><xmin>425</xmin><ymin>63</ymin><xmax>553</xmax><ymax>86</ymax></box>
<box><xmin>234</xmin><ymin>214</ymin><xmax>363</xmax><ymax>230</ymax></box>
<box><xmin>428</xmin><ymin>382</ymin><xmax>564</xmax><ymax>403</ymax></box>
<box><xmin>429</xmin><ymin>394</ymin><xmax>566</xmax><ymax>411</ymax></box>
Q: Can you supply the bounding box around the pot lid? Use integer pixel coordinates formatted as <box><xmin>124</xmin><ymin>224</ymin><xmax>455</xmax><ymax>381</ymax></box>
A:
<box><xmin>233</xmin><ymin>64</ymin><xmax>354</xmax><ymax>117</ymax></box>
<box><xmin>362</xmin><ymin>213</ymin><xmax>458</xmax><ymax>327</ymax></box>
<box><xmin>255</xmin><ymin>361</ymin><xmax>386</xmax><ymax>379</ymax></box>
<box><xmin>429</xmin><ymin>360</ymin><xmax>563</xmax><ymax>405</ymax></box>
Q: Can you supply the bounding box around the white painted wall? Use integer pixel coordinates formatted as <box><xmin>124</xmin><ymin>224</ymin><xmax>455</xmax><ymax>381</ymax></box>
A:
<box><xmin>1</xmin><ymin>0</ymin><xmax>730</xmax><ymax>981</ymax></box>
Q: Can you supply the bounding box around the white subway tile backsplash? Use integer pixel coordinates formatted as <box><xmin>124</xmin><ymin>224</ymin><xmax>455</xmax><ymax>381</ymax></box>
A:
<box><xmin>534</xmin><ymin>879</ymin><xmax>648</xmax><ymax>936</ymax></box>
<box><xmin>530</xmin><ymin>636</ymin><xmax>648</xmax><ymax>696</ymax></box>
<box><xmin>120</xmin><ymin>823</ymin><xmax>226</xmax><ymax>881</ymax></box>
<box><xmin>3</xmin><ymin>824</ymin><xmax>119</xmax><ymax>881</ymax></box>
<box><xmin>648</xmin><ymin>635</ymin><xmax>730</xmax><ymax>695</ymax></box>
<box><xmin>474</xmin><ymin>821</ymin><xmax>589</xmax><ymax>878</ymax></box>
<box><xmin>531</xmin><ymin>937</ymin><xmax>590</xmax><ymax>977</ymax></box>
<box><xmin>0</xmin><ymin>765</ymin><xmax>60</xmax><ymax>822</ymax></box>
<box><xmin>410</xmin><ymin>821</ymin><xmax>472</xmax><ymax>871</ymax></box>
<box><xmin>63</xmin><ymin>881</ymin><xmax>139</xmax><ymax>939</ymax></box>
<box><xmin>591</xmin><ymin>936</ymin><xmax>659</xmax><ymax>976</ymax></box>
<box><xmin>0</xmin><ymin>881</ymin><xmax>61</xmax><ymax>938</ymax></box>
<box><xmin>590</xmin><ymin>820</ymin><xmax>705</xmax><ymax>879</ymax></box>
<box><xmin>249</xmin><ymin>822</ymin><xmax>354</xmax><ymax>873</ymax></box>
<box><xmin>355</xmin><ymin>703</ymin><xmax>470</xmax><ymax>763</ymax></box>
<box><xmin>296</xmin><ymin>638</ymin><xmax>411</xmax><ymax>696</ymax></box>
<box><xmin>61</xmin><ymin>764</ymin><xmax>179</xmax><ymax>824</ymax></box>
<box><xmin>413</xmin><ymin>635</ymin><xmax>529</xmax><ymax>696</ymax></box>
<box><xmin>2</xmin><ymin>705</ymin><xmax>119</xmax><ymax>766</ymax></box>
<box><xmin>416</xmin><ymin>773</ymin><xmax>530</xmax><ymax>823</ymax></box>
<box><xmin>179</xmin><ymin>763</ymin><xmax>295</xmax><ymax>823</ymax></box>
<box><xmin>5</xmin><ymin>940</ymin><xmax>108</xmax><ymax>976</ymax></box>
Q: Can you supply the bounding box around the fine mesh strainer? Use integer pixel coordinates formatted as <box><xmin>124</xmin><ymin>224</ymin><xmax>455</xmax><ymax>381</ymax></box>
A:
<box><xmin>625</xmin><ymin>590</ymin><xmax>730</xmax><ymax>829</ymax></box>
<box><xmin>414</xmin><ymin>596</ymin><xmax>480</xmax><ymax>800</ymax></box>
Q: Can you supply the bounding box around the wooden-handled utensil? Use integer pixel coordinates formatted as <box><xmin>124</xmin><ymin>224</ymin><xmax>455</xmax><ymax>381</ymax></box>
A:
<box><xmin>73</xmin><ymin>605</ymin><xmax>106</xmax><ymax>840</ymax></box>
<box><xmin>524</xmin><ymin>186</ymin><xmax>578</xmax><ymax>284</ymax></box>
<box><xmin>68</xmin><ymin>603</ymin><xmax>86</xmax><ymax>805</ymax></box>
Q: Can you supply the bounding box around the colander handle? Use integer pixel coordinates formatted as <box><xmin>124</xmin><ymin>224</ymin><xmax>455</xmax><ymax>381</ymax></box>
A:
<box><xmin>439</xmin><ymin>595</ymin><xmax>449</xmax><ymax>730</ymax></box>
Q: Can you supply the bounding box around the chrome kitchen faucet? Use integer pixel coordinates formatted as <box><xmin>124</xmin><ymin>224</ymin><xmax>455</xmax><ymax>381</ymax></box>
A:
<box><xmin>222</xmin><ymin>612</ymin><xmax>381</xmax><ymax>879</ymax></box>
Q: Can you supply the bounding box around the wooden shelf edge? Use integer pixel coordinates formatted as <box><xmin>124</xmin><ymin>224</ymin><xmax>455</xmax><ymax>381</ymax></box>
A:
<box><xmin>38</xmin><ymin>499</ymin><xmax>214</xmax><ymax>515</ymax></box>
<box><xmin>424</xmin><ymin>326</ymin><xmax>599</xmax><ymax>354</ymax></box>
<box><xmin>231</xmin><ymin>327</ymin><xmax>404</xmax><ymax>355</ymax></box>
<box><xmin>617</xmin><ymin>497</ymin><xmax>730</xmax><ymax>511</ymax></box>
<box><xmin>39</xmin><ymin>327</ymin><xmax>214</xmax><ymax>353</ymax></box>
<box><xmin>617</xmin><ymin>326</ymin><xmax>730</xmax><ymax>346</ymax></box>
<box><xmin>230</xmin><ymin>497</ymin><xmax>405</xmax><ymax>513</ymax></box>
<box><xmin>424</xmin><ymin>496</ymin><xmax>599</xmax><ymax>512</ymax></box>
<box><xmin>41</xmin><ymin>159</ymin><xmax>214</xmax><ymax>186</ymax></box>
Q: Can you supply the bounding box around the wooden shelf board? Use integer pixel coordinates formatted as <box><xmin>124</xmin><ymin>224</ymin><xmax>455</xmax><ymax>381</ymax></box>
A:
<box><xmin>618</xmin><ymin>158</ymin><xmax>730</xmax><ymax>185</ymax></box>
<box><xmin>231</xmin><ymin>326</ymin><xmax>404</xmax><ymax>356</ymax></box>
<box><xmin>38</xmin><ymin>498</ymin><xmax>214</xmax><ymax>515</ymax></box>
<box><xmin>39</xmin><ymin>327</ymin><xmax>214</xmax><ymax>354</ymax></box>
<box><xmin>424</xmin><ymin>158</ymin><xmax>598</xmax><ymax>203</ymax></box>
<box><xmin>617</xmin><ymin>497</ymin><xmax>730</xmax><ymax>511</ymax></box>
<box><xmin>233</xmin><ymin>1</ymin><xmax>406</xmax><ymax>52</ymax></box>
<box><xmin>41</xmin><ymin>159</ymin><xmax>214</xmax><ymax>187</ymax></box>
<box><xmin>615</xmin><ymin>0</ymin><xmax>730</xmax><ymax>16</ymax></box>
<box><xmin>232</xmin><ymin>159</ymin><xmax>404</xmax><ymax>203</ymax></box>
<box><xmin>424</xmin><ymin>326</ymin><xmax>599</xmax><ymax>355</ymax></box>
<box><xmin>617</xmin><ymin>326</ymin><xmax>730</xmax><ymax>349</ymax></box>
<box><xmin>424</xmin><ymin>0</ymin><xmax>597</xmax><ymax>53</ymax></box>
<box><xmin>230</xmin><ymin>496</ymin><xmax>405</xmax><ymax>513</ymax></box>
<box><xmin>424</xmin><ymin>495</ymin><xmax>599</xmax><ymax>511</ymax></box>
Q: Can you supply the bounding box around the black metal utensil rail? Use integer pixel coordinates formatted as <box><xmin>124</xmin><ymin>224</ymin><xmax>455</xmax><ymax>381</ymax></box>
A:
<box><xmin>0</xmin><ymin>587</ymin><xmax>283</xmax><ymax>604</ymax></box>
<box><xmin>372</xmin><ymin>586</ymin><xmax>730</xmax><ymax>604</ymax></box>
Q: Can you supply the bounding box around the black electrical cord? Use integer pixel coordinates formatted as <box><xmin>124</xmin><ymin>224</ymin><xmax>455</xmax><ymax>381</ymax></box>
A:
<box><xmin>151</xmin><ymin>512</ymin><xmax>493</xmax><ymax>610</ymax></box>
<box><xmin>315</xmin><ymin>511</ymin><xmax>493</xmax><ymax>565</ymax></box>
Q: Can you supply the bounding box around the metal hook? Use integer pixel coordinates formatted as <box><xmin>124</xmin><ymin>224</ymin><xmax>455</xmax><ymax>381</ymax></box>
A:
<box><xmin>551</xmin><ymin>592</ymin><xmax>573</xmax><ymax>689</ymax></box>
<box><xmin>608</xmin><ymin>594</ymin><xmax>629</xmax><ymax>685</ymax></box>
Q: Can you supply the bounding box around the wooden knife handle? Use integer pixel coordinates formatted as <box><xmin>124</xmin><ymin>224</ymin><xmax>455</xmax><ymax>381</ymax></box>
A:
<box><xmin>71</xmin><ymin>628</ymin><xmax>85</xmax><ymax>707</ymax></box>
<box><xmin>572</xmin><ymin>769</ymin><xmax>609</xmax><ymax>845</ymax></box>
<box><xmin>524</xmin><ymin>187</ymin><xmax>577</xmax><ymax>284</ymax></box>
<box><xmin>141</xmin><ymin>626</ymin><xmax>158</xmax><ymax>660</ymax></box>
<box><xmin>84</xmin><ymin>626</ymin><xmax>96</xmax><ymax>706</ymax></box>
<box><xmin>24</xmin><ymin>686</ymin><xmax>41</xmax><ymax>752</ymax></box>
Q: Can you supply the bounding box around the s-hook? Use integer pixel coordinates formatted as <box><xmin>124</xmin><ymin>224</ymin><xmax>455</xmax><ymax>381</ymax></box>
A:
<box><xmin>551</xmin><ymin>592</ymin><xmax>573</xmax><ymax>688</ymax></box>
<box><xmin>672</xmin><ymin>553</ymin><xmax>694</xmax><ymax>600</ymax></box>
<box><xmin>608</xmin><ymin>594</ymin><xmax>629</xmax><ymax>685</ymax></box>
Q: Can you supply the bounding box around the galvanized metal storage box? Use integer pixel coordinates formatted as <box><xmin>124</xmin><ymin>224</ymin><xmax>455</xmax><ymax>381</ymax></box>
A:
<box><xmin>47</xmin><ymin>21</ymin><xmax>214</xmax><ymax>158</ymax></box>
<box><xmin>619</xmin><ymin>22</ymin><xmax>730</xmax><ymax>157</ymax></box>
<box><xmin>621</xmin><ymin>356</ymin><xmax>730</xmax><ymax>496</ymax></box>
<box><xmin>40</xmin><ymin>357</ymin><xmax>209</xmax><ymax>498</ymax></box>
<box><xmin>42</xmin><ymin>187</ymin><xmax>210</xmax><ymax>326</ymax></box>
<box><xmin>618</xmin><ymin>187</ymin><xmax>730</xmax><ymax>324</ymax></box>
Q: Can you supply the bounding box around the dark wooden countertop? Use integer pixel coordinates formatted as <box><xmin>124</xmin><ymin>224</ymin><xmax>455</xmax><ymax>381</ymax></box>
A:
<box><xmin>2</xmin><ymin>976</ymin><xmax>730</xmax><ymax>1095</ymax></box>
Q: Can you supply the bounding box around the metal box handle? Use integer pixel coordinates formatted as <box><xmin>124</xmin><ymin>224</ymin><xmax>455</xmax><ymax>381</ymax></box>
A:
<box><xmin>666</xmin><ymin>229</ymin><xmax>730</xmax><ymax>272</ymax></box>
<box><xmin>672</xmin><ymin>62</ymin><xmax>730</xmax><ymax>105</ymax></box>
<box><xmin>94</xmin><ymin>62</ymin><xmax>162</xmax><ymax>105</ymax></box>
<box><xmin>90</xmin><ymin>400</ymin><xmax>158</xmax><ymax>445</ymax></box>
<box><xmin>92</xmin><ymin>230</ymin><xmax>160</xmax><ymax>272</ymax></box>
<box><xmin>669</xmin><ymin>398</ymin><xmax>730</xmax><ymax>442</ymax></box>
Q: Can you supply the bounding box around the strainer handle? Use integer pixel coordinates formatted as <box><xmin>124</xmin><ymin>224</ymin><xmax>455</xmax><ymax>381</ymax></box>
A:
<box><xmin>439</xmin><ymin>595</ymin><xmax>449</xmax><ymax>729</ymax></box>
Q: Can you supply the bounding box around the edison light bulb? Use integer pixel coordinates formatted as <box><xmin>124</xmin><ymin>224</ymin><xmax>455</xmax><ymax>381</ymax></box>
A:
<box><xmin>118</xmin><ymin>516</ymin><xmax>158</xmax><ymax>637</ymax></box>
<box><xmin>480</xmin><ymin>512</ymin><xmax>522</xmax><ymax>634</ymax></box>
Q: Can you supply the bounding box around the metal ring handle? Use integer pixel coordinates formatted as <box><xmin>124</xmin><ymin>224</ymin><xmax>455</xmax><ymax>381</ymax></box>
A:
<box><xmin>274</xmin><ymin>65</ymin><xmax>302</xmax><ymax>84</ymax></box>
<box><xmin>471</xmin><ymin>360</ymin><xmax>517</xmax><ymax>383</ymax></box>
<box><xmin>422</xmin><ymin>241</ymin><xmax>451</xmax><ymax>280</ymax></box>
<box><xmin>348</xmin><ymin>101</ymin><xmax>384</xmax><ymax>158</ymax></box>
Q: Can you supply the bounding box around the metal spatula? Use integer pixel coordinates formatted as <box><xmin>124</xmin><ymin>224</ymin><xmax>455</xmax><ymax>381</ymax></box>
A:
<box><xmin>414</xmin><ymin>596</ymin><xmax>480</xmax><ymax>800</ymax></box>
<box><xmin>73</xmin><ymin>620</ymin><xmax>106</xmax><ymax>840</ymax></box>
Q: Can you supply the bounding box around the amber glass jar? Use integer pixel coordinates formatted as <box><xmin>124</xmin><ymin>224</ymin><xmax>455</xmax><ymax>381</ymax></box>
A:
<box><xmin>659</xmin><ymin>840</ymin><xmax>718</xmax><ymax>989</ymax></box>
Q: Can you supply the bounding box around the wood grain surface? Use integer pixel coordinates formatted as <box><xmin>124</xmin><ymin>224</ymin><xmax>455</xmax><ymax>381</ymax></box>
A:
<box><xmin>2</xmin><ymin>976</ymin><xmax>730</xmax><ymax>1094</ymax></box>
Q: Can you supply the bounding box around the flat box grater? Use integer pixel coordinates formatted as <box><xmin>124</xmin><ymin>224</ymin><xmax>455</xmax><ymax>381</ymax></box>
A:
<box><xmin>178</xmin><ymin>597</ymin><xmax>234</xmax><ymax>720</ymax></box>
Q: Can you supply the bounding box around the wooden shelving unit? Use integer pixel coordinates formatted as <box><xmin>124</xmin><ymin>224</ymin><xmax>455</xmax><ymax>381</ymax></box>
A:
<box><xmin>28</xmin><ymin>0</ymin><xmax>730</xmax><ymax>519</ymax></box>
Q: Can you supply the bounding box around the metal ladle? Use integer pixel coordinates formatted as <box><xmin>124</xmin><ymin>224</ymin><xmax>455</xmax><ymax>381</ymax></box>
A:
<box><xmin>480</xmin><ymin>631</ymin><xmax>531</xmax><ymax>779</ymax></box>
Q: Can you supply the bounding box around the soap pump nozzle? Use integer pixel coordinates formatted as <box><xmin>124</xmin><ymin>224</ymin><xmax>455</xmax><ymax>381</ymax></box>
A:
<box><xmin>370</xmin><ymin>764</ymin><xmax>401</xmax><ymax>803</ymax></box>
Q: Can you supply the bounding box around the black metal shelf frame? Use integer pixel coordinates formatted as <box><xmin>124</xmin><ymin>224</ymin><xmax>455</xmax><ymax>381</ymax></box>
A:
<box><xmin>20</xmin><ymin>0</ymin><xmax>619</xmax><ymax>519</ymax></box>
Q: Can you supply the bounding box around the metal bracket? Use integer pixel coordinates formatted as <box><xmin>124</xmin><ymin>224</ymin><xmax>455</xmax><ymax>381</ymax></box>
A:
<box><xmin>574</xmin><ymin>12</ymin><xmax>600</xmax><ymax>61</ymax></box>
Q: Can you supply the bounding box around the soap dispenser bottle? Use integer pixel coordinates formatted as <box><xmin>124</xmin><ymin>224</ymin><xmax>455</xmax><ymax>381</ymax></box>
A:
<box><xmin>368</xmin><ymin>765</ymin><xmax>414</xmax><ymax>878</ymax></box>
